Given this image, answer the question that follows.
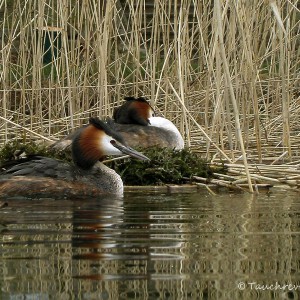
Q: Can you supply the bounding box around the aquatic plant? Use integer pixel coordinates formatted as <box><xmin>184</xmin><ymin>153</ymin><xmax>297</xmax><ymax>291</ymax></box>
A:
<box><xmin>0</xmin><ymin>140</ymin><xmax>72</xmax><ymax>165</ymax></box>
<box><xmin>108</xmin><ymin>147</ymin><xmax>215</xmax><ymax>185</ymax></box>
<box><xmin>0</xmin><ymin>142</ymin><xmax>216</xmax><ymax>186</ymax></box>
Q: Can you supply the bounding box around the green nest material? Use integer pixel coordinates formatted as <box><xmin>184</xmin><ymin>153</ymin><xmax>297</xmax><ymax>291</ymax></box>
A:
<box><xmin>0</xmin><ymin>142</ymin><xmax>222</xmax><ymax>186</ymax></box>
<box><xmin>0</xmin><ymin>140</ymin><xmax>72</xmax><ymax>165</ymax></box>
<box><xmin>108</xmin><ymin>147</ymin><xmax>215</xmax><ymax>185</ymax></box>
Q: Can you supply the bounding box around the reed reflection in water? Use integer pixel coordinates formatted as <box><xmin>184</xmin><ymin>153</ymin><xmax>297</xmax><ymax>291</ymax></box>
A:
<box><xmin>0</xmin><ymin>190</ymin><xmax>299</xmax><ymax>299</ymax></box>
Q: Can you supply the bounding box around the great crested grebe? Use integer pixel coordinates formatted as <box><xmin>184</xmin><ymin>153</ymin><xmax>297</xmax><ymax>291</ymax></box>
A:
<box><xmin>108</xmin><ymin>116</ymin><xmax>184</xmax><ymax>150</ymax></box>
<box><xmin>0</xmin><ymin>118</ymin><xmax>149</xmax><ymax>198</ymax></box>
<box><xmin>111</xmin><ymin>96</ymin><xmax>184</xmax><ymax>149</ymax></box>
<box><xmin>113</xmin><ymin>96</ymin><xmax>155</xmax><ymax>126</ymax></box>
<box><xmin>51</xmin><ymin>97</ymin><xmax>184</xmax><ymax>151</ymax></box>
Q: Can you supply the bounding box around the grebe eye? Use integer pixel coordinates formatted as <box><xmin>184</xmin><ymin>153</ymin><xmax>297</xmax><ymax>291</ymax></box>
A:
<box><xmin>110</xmin><ymin>140</ymin><xmax>116</xmax><ymax>145</ymax></box>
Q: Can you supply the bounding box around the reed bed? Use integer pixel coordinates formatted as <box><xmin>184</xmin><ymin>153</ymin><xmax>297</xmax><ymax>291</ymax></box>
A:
<box><xmin>193</xmin><ymin>160</ymin><xmax>300</xmax><ymax>193</ymax></box>
<box><xmin>0</xmin><ymin>0</ymin><xmax>299</xmax><ymax>190</ymax></box>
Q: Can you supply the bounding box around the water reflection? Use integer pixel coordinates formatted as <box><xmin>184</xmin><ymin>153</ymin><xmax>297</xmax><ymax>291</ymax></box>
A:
<box><xmin>0</xmin><ymin>190</ymin><xmax>299</xmax><ymax>299</ymax></box>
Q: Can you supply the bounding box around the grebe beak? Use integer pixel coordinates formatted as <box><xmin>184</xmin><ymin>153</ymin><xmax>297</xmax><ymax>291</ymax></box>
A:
<box><xmin>110</xmin><ymin>140</ymin><xmax>150</xmax><ymax>161</ymax></box>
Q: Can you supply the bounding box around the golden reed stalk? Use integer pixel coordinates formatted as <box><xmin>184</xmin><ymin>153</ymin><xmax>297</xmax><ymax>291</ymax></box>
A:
<box><xmin>0</xmin><ymin>0</ymin><xmax>299</xmax><ymax>191</ymax></box>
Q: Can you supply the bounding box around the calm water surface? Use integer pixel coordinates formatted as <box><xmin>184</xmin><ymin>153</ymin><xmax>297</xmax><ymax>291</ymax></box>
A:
<box><xmin>0</xmin><ymin>189</ymin><xmax>299</xmax><ymax>299</ymax></box>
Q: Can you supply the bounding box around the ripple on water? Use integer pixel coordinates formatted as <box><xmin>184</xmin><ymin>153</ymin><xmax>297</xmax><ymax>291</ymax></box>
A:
<box><xmin>0</xmin><ymin>190</ymin><xmax>299</xmax><ymax>299</ymax></box>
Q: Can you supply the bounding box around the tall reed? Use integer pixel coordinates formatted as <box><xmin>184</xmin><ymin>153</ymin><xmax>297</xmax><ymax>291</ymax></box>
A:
<box><xmin>0</xmin><ymin>0</ymin><xmax>299</xmax><ymax>166</ymax></box>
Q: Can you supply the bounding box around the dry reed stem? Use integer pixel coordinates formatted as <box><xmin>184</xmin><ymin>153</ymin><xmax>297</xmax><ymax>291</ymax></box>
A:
<box><xmin>0</xmin><ymin>115</ymin><xmax>54</xmax><ymax>142</ymax></box>
<box><xmin>214</xmin><ymin>0</ymin><xmax>253</xmax><ymax>192</ymax></box>
<box><xmin>0</xmin><ymin>0</ymin><xmax>299</xmax><ymax>191</ymax></box>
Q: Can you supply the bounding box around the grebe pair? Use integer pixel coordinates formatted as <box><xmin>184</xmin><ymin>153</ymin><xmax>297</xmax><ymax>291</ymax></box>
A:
<box><xmin>0</xmin><ymin>118</ymin><xmax>149</xmax><ymax>198</ymax></box>
<box><xmin>0</xmin><ymin>97</ymin><xmax>184</xmax><ymax>198</ymax></box>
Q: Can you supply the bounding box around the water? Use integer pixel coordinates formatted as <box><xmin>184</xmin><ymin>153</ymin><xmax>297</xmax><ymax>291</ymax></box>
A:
<box><xmin>0</xmin><ymin>189</ymin><xmax>299</xmax><ymax>300</ymax></box>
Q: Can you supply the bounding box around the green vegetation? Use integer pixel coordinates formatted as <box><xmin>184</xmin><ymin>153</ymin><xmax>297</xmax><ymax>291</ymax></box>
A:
<box><xmin>0</xmin><ymin>141</ymin><xmax>218</xmax><ymax>186</ymax></box>
<box><xmin>108</xmin><ymin>147</ymin><xmax>215</xmax><ymax>186</ymax></box>
<box><xmin>0</xmin><ymin>140</ymin><xmax>72</xmax><ymax>165</ymax></box>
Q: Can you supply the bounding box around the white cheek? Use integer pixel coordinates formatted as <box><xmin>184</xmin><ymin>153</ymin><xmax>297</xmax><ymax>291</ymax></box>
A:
<box><xmin>101</xmin><ymin>135</ymin><xmax>123</xmax><ymax>156</ymax></box>
<box><xmin>148</xmin><ymin>108</ymin><xmax>155</xmax><ymax>118</ymax></box>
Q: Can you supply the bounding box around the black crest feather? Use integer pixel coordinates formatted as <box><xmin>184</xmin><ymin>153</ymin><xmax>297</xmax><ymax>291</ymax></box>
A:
<box><xmin>89</xmin><ymin>117</ymin><xmax>125</xmax><ymax>144</ymax></box>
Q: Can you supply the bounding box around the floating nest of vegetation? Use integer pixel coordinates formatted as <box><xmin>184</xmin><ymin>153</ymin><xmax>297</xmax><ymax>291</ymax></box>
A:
<box><xmin>0</xmin><ymin>140</ymin><xmax>72</xmax><ymax>164</ymax></box>
<box><xmin>0</xmin><ymin>141</ymin><xmax>219</xmax><ymax>186</ymax></box>
<box><xmin>107</xmin><ymin>147</ymin><xmax>214</xmax><ymax>185</ymax></box>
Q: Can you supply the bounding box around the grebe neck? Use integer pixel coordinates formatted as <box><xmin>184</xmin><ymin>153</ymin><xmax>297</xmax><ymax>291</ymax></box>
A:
<box><xmin>80</xmin><ymin>162</ymin><xmax>124</xmax><ymax>195</ymax></box>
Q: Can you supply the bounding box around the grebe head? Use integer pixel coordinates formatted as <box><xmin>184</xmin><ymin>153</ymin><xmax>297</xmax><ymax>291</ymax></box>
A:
<box><xmin>113</xmin><ymin>96</ymin><xmax>155</xmax><ymax>126</ymax></box>
<box><xmin>72</xmin><ymin>117</ymin><xmax>149</xmax><ymax>169</ymax></box>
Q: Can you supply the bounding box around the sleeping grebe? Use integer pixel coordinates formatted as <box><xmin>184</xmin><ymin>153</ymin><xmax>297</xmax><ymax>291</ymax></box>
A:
<box><xmin>107</xmin><ymin>116</ymin><xmax>184</xmax><ymax>150</ymax></box>
<box><xmin>51</xmin><ymin>96</ymin><xmax>184</xmax><ymax>151</ymax></box>
<box><xmin>112</xmin><ymin>96</ymin><xmax>184</xmax><ymax>149</ymax></box>
<box><xmin>51</xmin><ymin>116</ymin><xmax>184</xmax><ymax>151</ymax></box>
<box><xmin>0</xmin><ymin>118</ymin><xmax>149</xmax><ymax>198</ymax></box>
<box><xmin>113</xmin><ymin>96</ymin><xmax>155</xmax><ymax>126</ymax></box>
